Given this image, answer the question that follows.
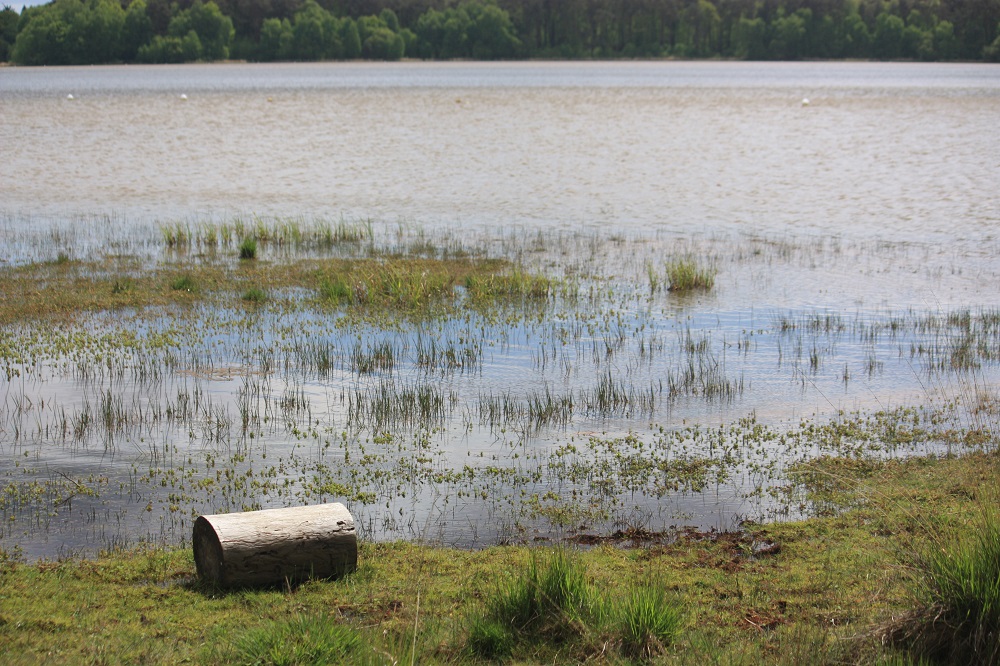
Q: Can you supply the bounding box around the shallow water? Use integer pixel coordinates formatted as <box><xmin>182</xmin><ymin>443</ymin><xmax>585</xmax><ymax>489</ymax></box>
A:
<box><xmin>1</xmin><ymin>62</ymin><xmax>999</xmax><ymax>559</ymax></box>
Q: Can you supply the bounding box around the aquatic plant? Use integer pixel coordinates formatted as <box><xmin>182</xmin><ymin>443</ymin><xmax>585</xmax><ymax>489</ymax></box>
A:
<box><xmin>242</xmin><ymin>287</ymin><xmax>266</xmax><ymax>302</ymax></box>
<box><xmin>318</xmin><ymin>276</ymin><xmax>351</xmax><ymax>304</ymax></box>
<box><xmin>239</xmin><ymin>237</ymin><xmax>258</xmax><ymax>260</ymax></box>
<box><xmin>665</xmin><ymin>258</ymin><xmax>715</xmax><ymax>292</ymax></box>
<box><xmin>170</xmin><ymin>274</ymin><xmax>197</xmax><ymax>292</ymax></box>
<box><xmin>465</xmin><ymin>267</ymin><xmax>554</xmax><ymax>303</ymax></box>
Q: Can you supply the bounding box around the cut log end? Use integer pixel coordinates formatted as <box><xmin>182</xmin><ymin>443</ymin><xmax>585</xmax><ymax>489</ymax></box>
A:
<box><xmin>193</xmin><ymin>503</ymin><xmax>357</xmax><ymax>589</ymax></box>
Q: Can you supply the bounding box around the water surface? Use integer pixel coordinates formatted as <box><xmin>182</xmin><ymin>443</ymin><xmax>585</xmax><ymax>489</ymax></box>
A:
<box><xmin>1</xmin><ymin>62</ymin><xmax>999</xmax><ymax>559</ymax></box>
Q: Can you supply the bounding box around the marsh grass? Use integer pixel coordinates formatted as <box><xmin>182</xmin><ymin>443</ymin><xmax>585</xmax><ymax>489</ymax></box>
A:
<box><xmin>239</xmin><ymin>238</ymin><xmax>258</xmax><ymax>260</ymax></box>
<box><xmin>666</xmin><ymin>258</ymin><xmax>716</xmax><ymax>292</ymax></box>
<box><xmin>0</xmin><ymin>254</ymin><xmax>542</xmax><ymax>323</ymax></box>
<box><xmin>160</xmin><ymin>216</ymin><xmax>372</xmax><ymax>251</ymax></box>
<box><xmin>466</xmin><ymin>548</ymin><xmax>687</xmax><ymax>662</ymax></box>
<box><xmin>242</xmin><ymin>287</ymin><xmax>267</xmax><ymax>303</ymax></box>
<box><xmin>465</xmin><ymin>266</ymin><xmax>555</xmax><ymax>302</ymax></box>
<box><xmin>170</xmin><ymin>274</ymin><xmax>197</xmax><ymax>292</ymax></box>
<box><xmin>4</xmin><ymin>449</ymin><xmax>1000</xmax><ymax>666</ymax></box>
<box><xmin>467</xmin><ymin>548</ymin><xmax>594</xmax><ymax>658</ymax></box>
<box><xmin>318</xmin><ymin>276</ymin><xmax>351</xmax><ymax>304</ymax></box>
<box><xmin>111</xmin><ymin>278</ymin><xmax>132</xmax><ymax>294</ymax></box>
<box><xmin>883</xmin><ymin>496</ymin><xmax>1000</xmax><ymax>664</ymax></box>
<box><xmin>615</xmin><ymin>585</ymin><xmax>684</xmax><ymax>660</ymax></box>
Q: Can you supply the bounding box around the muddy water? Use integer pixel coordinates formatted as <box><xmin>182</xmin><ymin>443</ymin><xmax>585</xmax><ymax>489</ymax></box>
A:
<box><xmin>2</xmin><ymin>62</ymin><xmax>998</xmax><ymax>239</ymax></box>
<box><xmin>1</xmin><ymin>62</ymin><xmax>1000</xmax><ymax>558</ymax></box>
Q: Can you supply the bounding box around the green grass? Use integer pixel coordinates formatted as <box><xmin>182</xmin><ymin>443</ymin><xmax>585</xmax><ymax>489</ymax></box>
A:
<box><xmin>464</xmin><ymin>266</ymin><xmax>555</xmax><ymax>302</ymax></box>
<box><xmin>465</xmin><ymin>548</ymin><xmax>595</xmax><ymax>659</ymax></box>
<box><xmin>0</xmin><ymin>255</ymin><xmax>537</xmax><ymax>323</ymax></box>
<box><xmin>318</xmin><ymin>276</ymin><xmax>351</xmax><ymax>304</ymax></box>
<box><xmin>884</xmin><ymin>496</ymin><xmax>1000</xmax><ymax>664</ymax></box>
<box><xmin>242</xmin><ymin>287</ymin><xmax>267</xmax><ymax>303</ymax></box>
<box><xmin>616</xmin><ymin>585</ymin><xmax>684</xmax><ymax>659</ymax></box>
<box><xmin>466</xmin><ymin>549</ymin><xmax>683</xmax><ymax>661</ymax></box>
<box><xmin>239</xmin><ymin>237</ymin><xmax>258</xmax><ymax>260</ymax></box>
<box><xmin>228</xmin><ymin>615</ymin><xmax>363</xmax><ymax>665</ymax></box>
<box><xmin>170</xmin><ymin>274</ymin><xmax>197</xmax><ymax>292</ymax></box>
<box><xmin>665</xmin><ymin>258</ymin><xmax>716</xmax><ymax>292</ymax></box>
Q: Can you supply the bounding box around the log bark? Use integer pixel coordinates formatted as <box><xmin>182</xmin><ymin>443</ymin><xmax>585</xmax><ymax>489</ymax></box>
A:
<box><xmin>193</xmin><ymin>503</ymin><xmax>357</xmax><ymax>588</ymax></box>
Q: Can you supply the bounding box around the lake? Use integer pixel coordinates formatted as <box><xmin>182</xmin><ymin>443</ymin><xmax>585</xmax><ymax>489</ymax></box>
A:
<box><xmin>1</xmin><ymin>61</ymin><xmax>999</xmax><ymax>559</ymax></box>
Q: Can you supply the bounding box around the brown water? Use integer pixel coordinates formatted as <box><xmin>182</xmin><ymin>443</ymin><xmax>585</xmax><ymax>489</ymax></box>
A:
<box><xmin>1</xmin><ymin>61</ymin><xmax>999</xmax><ymax>558</ymax></box>
<box><xmin>3</xmin><ymin>61</ymin><xmax>998</xmax><ymax>240</ymax></box>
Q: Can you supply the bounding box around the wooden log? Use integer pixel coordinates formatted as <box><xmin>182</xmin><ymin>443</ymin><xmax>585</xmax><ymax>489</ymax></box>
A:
<box><xmin>193</xmin><ymin>503</ymin><xmax>357</xmax><ymax>588</ymax></box>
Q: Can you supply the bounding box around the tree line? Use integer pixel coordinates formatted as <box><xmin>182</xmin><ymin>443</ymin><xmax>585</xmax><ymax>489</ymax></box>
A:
<box><xmin>2</xmin><ymin>0</ymin><xmax>999</xmax><ymax>65</ymax></box>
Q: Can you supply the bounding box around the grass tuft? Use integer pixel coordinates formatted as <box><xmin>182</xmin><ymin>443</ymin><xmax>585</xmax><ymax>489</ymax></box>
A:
<box><xmin>466</xmin><ymin>616</ymin><xmax>515</xmax><ymax>660</ymax></box>
<box><xmin>884</xmin><ymin>496</ymin><xmax>1000</xmax><ymax>664</ymax></box>
<box><xmin>239</xmin><ymin>237</ymin><xmax>258</xmax><ymax>260</ymax></box>
<box><xmin>665</xmin><ymin>258</ymin><xmax>716</xmax><ymax>292</ymax></box>
<box><xmin>318</xmin><ymin>276</ymin><xmax>351</xmax><ymax>305</ymax></box>
<box><xmin>465</xmin><ymin>267</ymin><xmax>554</xmax><ymax>303</ymax></box>
<box><xmin>466</xmin><ymin>549</ymin><xmax>593</xmax><ymax>659</ymax></box>
<box><xmin>242</xmin><ymin>287</ymin><xmax>267</xmax><ymax>303</ymax></box>
<box><xmin>615</xmin><ymin>585</ymin><xmax>684</xmax><ymax>660</ymax></box>
<box><xmin>170</xmin><ymin>274</ymin><xmax>197</xmax><ymax>292</ymax></box>
<box><xmin>230</xmin><ymin>614</ymin><xmax>362</xmax><ymax>665</ymax></box>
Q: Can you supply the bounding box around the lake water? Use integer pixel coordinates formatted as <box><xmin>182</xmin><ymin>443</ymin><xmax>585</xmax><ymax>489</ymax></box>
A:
<box><xmin>1</xmin><ymin>61</ymin><xmax>999</xmax><ymax>559</ymax></box>
<box><xmin>3</xmin><ymin>61</ymin><xmax>999</xmax><ymax>240</ymax></box>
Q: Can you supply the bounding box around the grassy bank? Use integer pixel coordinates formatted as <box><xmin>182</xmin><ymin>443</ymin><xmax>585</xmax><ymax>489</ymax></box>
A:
<box><xmin>2</xmin><ymin>448</ymin><xmax>997</xmax><ymax>665</ymax></box>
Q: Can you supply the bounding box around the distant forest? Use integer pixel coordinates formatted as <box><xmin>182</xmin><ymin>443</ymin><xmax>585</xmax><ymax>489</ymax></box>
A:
<box><xmin>2</xmin><ymin>0</ymin><xmax>999</xmax><ymax>65</ymax></box>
